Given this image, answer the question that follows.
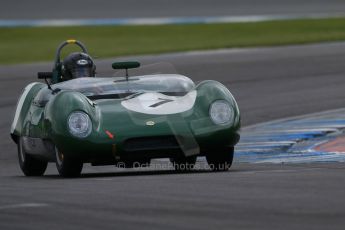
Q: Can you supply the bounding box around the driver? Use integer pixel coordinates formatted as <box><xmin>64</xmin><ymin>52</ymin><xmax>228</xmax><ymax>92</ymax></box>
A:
<box><xmin>61</xmin><ymin>52</ymin><xmax>96</xmax><ymax>81</ymax></box>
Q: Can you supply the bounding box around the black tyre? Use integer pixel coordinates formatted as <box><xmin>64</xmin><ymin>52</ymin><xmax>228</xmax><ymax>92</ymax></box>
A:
<box><xmin>55</xmin><ymin>147</ymin><xmax>83</xmax><ymax>178</ymax></box>
<box><xmin>206</xmin><ymin>147</ymin><xmax>234</xmax><ymax>171</ymax></box>
<box><xmin>170</xmin><ymin>155</ymin><xmax>197</xmax><ymax>171</ymax></box>
<box><xmin>17</xmin><ymin>137</ymin><xmax>48</xmax><ymax>176</ymax></box>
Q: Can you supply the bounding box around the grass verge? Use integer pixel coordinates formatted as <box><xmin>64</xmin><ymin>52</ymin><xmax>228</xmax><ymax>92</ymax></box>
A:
<box><xmin>1</xmin><ymin>17</ymin><xmax>345</xmax><ymax>64</ymax></box>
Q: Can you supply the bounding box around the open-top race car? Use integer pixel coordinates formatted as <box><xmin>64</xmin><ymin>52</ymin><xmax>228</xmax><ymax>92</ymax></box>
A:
<box><xmin>10</xmin><ymin>40</ymin><xmax>241</xmax><ymax>177</ymax></box>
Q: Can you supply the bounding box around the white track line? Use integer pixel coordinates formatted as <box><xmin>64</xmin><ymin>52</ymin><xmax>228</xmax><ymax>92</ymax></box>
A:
<box><xmin>1</xmin><ymin>13</ymin><xmax>345</xmax><ymax>27</ymax></box>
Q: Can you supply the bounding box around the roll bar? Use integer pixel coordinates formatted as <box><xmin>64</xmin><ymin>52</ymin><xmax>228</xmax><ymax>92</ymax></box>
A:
<box><xmin>54</xmin><ymin>39</ymin><xmax>88</xmax><ymax>66</ymax></box>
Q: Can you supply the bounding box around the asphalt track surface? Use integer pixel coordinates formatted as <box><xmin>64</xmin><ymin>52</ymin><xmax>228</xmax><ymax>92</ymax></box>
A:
<box><xmin>1</xmin><ymin>42</ymin><xmax>345</xmax><ymax>229</ymax></box>
<box><xmin>1</xmin><ymin>0</ymin><xmax>345</xmax><ymax>19</ymax></box>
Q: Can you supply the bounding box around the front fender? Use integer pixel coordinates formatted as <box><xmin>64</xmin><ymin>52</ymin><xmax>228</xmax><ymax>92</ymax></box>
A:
<box><xmin>44</xmin><ymin>91</ymin><xmax>98</xmax><ymax>149</ymax></box>
<box><xmin>191</xmin><ymin>80</ymin><xmax>241</xmax><ymax>146</ymax></box>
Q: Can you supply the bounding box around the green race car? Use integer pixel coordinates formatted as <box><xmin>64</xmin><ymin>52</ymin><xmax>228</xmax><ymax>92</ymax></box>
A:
<box><xmin>10</xmin><ymin>40</ymin><xmax>241</xmax><ymax>177</ymax></box>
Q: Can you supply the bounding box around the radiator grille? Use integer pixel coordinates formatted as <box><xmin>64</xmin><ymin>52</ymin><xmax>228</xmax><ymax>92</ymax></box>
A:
<box><xmin>123</xmin><ymin>136</ymin><xmax>182</xmax><ymax>152</ymax></box>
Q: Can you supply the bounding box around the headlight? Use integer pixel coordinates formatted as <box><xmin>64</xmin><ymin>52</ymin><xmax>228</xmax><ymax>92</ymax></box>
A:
<box><xmin>209</xmin><ymin>100</ymin><xmax>234</xmax><ymax>125</ymax></box>
<box><xmin>68</xmin><ymin>111</ymin><xmax>92</xmax><ymax>138</ymax></box>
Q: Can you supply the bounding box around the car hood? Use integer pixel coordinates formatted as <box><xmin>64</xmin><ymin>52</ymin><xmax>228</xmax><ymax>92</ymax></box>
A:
<box><xmin>121</xmin><ymin>90</ymin><xmax>197</xmax><ymax>115</ymax></box>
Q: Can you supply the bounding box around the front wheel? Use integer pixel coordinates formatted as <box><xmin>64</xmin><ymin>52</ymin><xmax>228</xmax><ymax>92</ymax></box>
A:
<box><xmin>206</xmin><ymin>147</ymin><xmax>234</xmax><ymax>171</ymax></box>
<box><xmin>55</xmin><ymin>147</ymin><xmax>83</xmax><ymax>178</ymax></box>
<box><xmin>17</xmin><ymin>137</ymin><xmax>48</xmax><ymax>176</ymax></box>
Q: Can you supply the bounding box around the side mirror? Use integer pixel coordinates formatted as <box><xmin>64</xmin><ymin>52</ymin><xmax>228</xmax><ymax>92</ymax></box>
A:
<box><xmin>112</xmin><ymin>61</ymin><xmax>140</xmax><ymax>70</ymax></box>
<box><xmin>112</xmin><ymin>61</ymin><xmax>140</xmax><ymax>80</ymax></box>
<box><xmin>38</xmin><ymin>72</ymin><xmax>53</xmax><ymax>79</ymax></box>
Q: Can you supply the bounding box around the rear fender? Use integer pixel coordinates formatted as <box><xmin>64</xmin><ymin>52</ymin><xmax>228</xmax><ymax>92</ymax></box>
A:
<box><xmin>10</xmin><ymin>82</ymin><xmax>46</xmax><ymax>143</ymax></box>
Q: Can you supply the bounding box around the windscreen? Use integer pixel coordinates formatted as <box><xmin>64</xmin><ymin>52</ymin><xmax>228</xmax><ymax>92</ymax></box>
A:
<box><xmin>54</xmin><ymin>62</ymin><xmax>195</xmax><ymax>98</ymax></box>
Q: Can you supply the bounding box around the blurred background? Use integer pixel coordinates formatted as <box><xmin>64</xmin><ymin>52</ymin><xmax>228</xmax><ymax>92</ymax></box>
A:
<box><xmin>1</xmin><ymin>1</ymin><xmax>345</xmax><ymax>230</ymax></box>
<box><xmin>2</xmin><ymin>0</ymin><xmax>345</xmax><ymax>19</ymax></box>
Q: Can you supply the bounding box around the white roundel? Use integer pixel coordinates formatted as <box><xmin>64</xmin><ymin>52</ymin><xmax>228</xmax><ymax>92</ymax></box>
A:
<box><xmin>121</xmin><ymin>91</ymin><xmax>197</xmax><ymax>115</ymax></box>
<box><xmin>77</xmin><ymin>59</ymin><xmax>88</xmax><ymax>65</ymax></box>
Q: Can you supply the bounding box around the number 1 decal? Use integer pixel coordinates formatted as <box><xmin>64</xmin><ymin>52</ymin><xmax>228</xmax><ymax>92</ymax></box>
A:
<box><xmin>149</xmin><ymin>98</ymin><xmax>174</xmax><ymax>108</ymax></box>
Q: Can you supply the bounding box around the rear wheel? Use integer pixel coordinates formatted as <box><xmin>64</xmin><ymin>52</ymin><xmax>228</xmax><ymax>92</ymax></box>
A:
<box><xmin>170</xmin><ymin>155</ymin><xmax>197</xmax><ymax>171</ymax></box>
<box><xmin>206</xmin><ymin>147</ymin><xmax>234</xmax><ymax>171</ymax></box>
<box><xmin>17</xmin><ymin>137</ymin><xmax>48</xmax><ymax>176</ymax></box>
<box><xmin>55</xmin><ymin>147</ymin><xmax>83</xmax><ymax>178</ymax></box>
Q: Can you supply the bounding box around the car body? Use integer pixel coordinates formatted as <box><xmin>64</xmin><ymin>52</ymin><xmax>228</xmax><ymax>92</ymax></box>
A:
<box><xmin>10</xmin><ymin>40</ymin><xmax>241</xmax><ymax>177</ymax></box>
